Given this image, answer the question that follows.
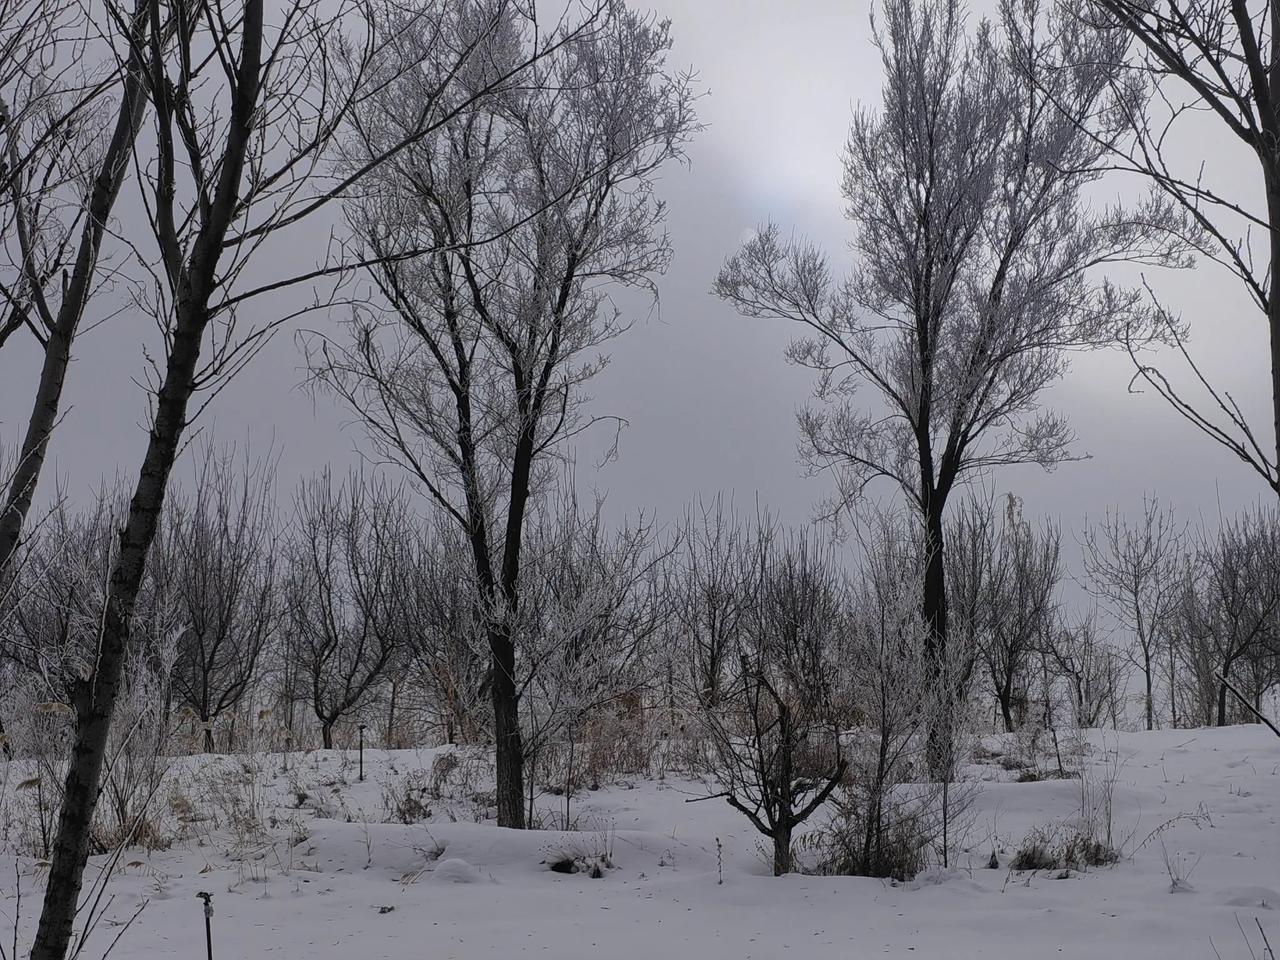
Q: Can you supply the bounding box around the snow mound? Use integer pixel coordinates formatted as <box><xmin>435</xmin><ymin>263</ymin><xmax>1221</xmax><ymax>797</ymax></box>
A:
<box><xmin>431</xmin><ymin>857</ymin><xmax>486</xmax><ymax>884</ymax></box>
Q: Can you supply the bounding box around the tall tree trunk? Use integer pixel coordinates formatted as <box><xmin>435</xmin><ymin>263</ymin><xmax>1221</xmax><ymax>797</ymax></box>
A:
<box><xmin>998</xmin><ymin>683</ymin><xmax>1015</xmax><ymax>733</ymax></box>
<box><xmin>1143</xmin><ymin>647</ymin><xmax>1154</xmax><ymax>731</ymax></box>
<box><xmin>0</xmin><ymin>324</ymin><xmax>72</xmax><ymax>568</ymax></box>
<box><xmin>490</xmin><ymin>622</ymin><xmax>525</xmax><ymax>828</ymax></box>
<box><xmin>29</xmin><ymin>3</ymin><xmax>264</xmax><ymax>954</ymax></box>
<box><xmin>922</xmin><ymin>496</ymin><xmax>951</xmax><ymax>778</ymax></box>
<box><xmin>488</xmin><ymin>417</ymin><xmax>538</xmax><ymax>829</ymax></box>
<box><xmin>1266</xmin><ymin>168</ymin><xmax>1280</xmax><ymax>493</ymax></box>
<box><xmin>0</xmin><ymin>4</ymin><xmax>150</xmax><ymax>576</ymax></box>
<box><xmin>29</xmin><ymin>298</ymin><xmax>211</xmax><ymax>960</ymax></box>
<box><xmin>321</xmin><ymin>721</ymin><xmax>334</xmax><ymax>750</ymax></box>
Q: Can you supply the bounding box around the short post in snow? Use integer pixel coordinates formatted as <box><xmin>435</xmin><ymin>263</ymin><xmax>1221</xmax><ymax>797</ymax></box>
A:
<box><xmin>197</xmin><ymin>891</ymin><xmax>214</xmax><ymax>960</ymax></box>
<box><xmin>358</xmin><ymin>724</ymin><xmax>367</xmax><ymax>782</ymax></box>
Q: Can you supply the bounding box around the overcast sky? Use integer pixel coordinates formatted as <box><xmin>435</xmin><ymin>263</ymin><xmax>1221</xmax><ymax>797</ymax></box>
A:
<box><xmin>0</xmin><ymin>0</ymin><xmax>1274</xmax><ymax>566</ymax></box>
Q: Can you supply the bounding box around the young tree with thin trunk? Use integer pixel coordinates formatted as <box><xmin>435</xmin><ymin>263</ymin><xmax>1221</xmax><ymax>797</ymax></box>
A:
<box><xmin>1</xmin><ymin>489</ymin><xmax>180</xmax><ymax>854</ymax></box>
<box><xmin>668</xmin><ymin>494</ymin><xmax>754</xmax><ymax>710</ymax></box>
<box><xmin>713</xmin><ymin>0</ymin><xmax>1187</xmax><ymax>775</ymax></box>
<box><xmin>516</xmin><ymin>488</ymin><xmax>663</xmax><ymax>822</ymax></box>
<box><xmin>840</xmin><ymin>509</ymin><xmax>939</xmax><ymax>878</ymax></box>
<box><xmin>1082</xmin><ymin>496</ymin><xmax>1182</xmax><ymax>730</ymax></box>
<box><xmin>985</xmin><ymin>496</ymin><xmax>1061</xmax><ymax>732</ymax></box>
<box><xmin>946</xmin><ymin>494</ymin><xmax>1006</xmax><ymax>695</ymax></box>
<box><xmin>284</xmin><ymin>471</ymin><xmax>407</xmax><ymax>750</ymax></box>
<box><xmin>406</xmin><ymin>515</ymin><xmax>488</xmax><ymax>746</ymax></box>
<box><xmin>1047</xmin><ymin>610</ymin><xmax>1125</xmax><ymax>729</ymax></box>
<box><xmin>1167</xmin><ymin>562</ymin><xmax>1221</xmax><ymax>728</ymax></box>
<box><xmin>694</xmin><ymin>527</ymin><xmax>850</xmax><ymax>876</ymax></box>
<box><xmin>1175</xmin><ymin>507</ymin><xmax>1280</xmax><ymax>726</ymax></box>
<box><xmin>310</xmin><ymin>2</ymin><xmax>696</xmax><ymax>827</ymax></box>
<box><xmin>165</xmin><ymin>445</ymin><xmax>278</xmax><ymax>752</ymax></box>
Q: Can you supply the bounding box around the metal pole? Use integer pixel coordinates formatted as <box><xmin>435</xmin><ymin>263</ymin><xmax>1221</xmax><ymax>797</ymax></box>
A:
<box><xmin>197</xmin><ymin>891</ymin><xmax>213</xmax><ymax>960</ymax></box>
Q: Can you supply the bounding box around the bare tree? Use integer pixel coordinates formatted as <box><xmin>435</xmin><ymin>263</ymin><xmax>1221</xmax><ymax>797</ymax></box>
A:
<box><xmin>946</xmin><ymin>494</ymin><xmax>1006</xmax><ymax>697</ymax></box>
<box><xmin>838</xmin><ymin>510</ymin><xmax>937</xmax><ymax>877</ymax></box>
<box><xmin>713</xmin><ymin>0</ymin><xmax>1186</xmax><ymax>773</ymax></box>
<box><xmin>1239</xmin><ymin>605</ymin><xmax>1280</xmax><ymax>719</ymax></box>
<box><xmin>284</xmin><ymin>471</ymin><xmax>409</xmax><ymax>750</ymax></box>
<box><xmin>0</xmin><ymin>0</ymin><xmax>113</xmax><ymax>208</ymax></box>
<box><xmin>165</xmin><ymin>445</ymin><xmax>278</xmax><ymax>752</ymax></box>
<box><xmin>668</xmin><ymin>494</ymin><xmax>754</xmax><ymax>710</ymax></box>
<box><xmin>310</xmin><ymin>2</ymin><xmax>696</xmax><ymax>827</ymax></box>
<box><xmin>1166</xmin><ymin>563</ymin><xmax>1218</xmax><ymax>727</ymax></box>
<box><xmin>694</xmin><ymin>526</ymin><xmax>850</xmax><ymax>876</ymax></box>
<box><xmin>985</xmin><ymin>495</ymin><xmax>1061</xmax><ymax>732</ymax></box>
<box><xmin>1080</xmin><ymin>0</ymin><xmax>1280</xmax><ymax>495</ymax></box>
<box><xmin>1082</xmin><ymin>495</ymin><xmax>1182</xmax><ymax>729</ymax></box>
<box><xmin>1175</xmin><ymin>507</ymin><xmax>1280</xmax><ymax>726</ymax></box>
<box><xmin>517</xmin><ymin>487</ymin><xmax>663</xmax><ymax>823</ymax></box>
<box><xmin>1</xmin><ymin>0</ymin><xmax>85</xmax><ymax>352</ymax></box>
<box><xmin>405</xmin><ymin>515</ymin><xmax>489</xmax><ymax>746</ymax></box>
<box><xmin>1047</xmin><ymin>610</ymin><xmax>1125</xmax><ymax>729</ymax></box>
<box><xmin>26</xmin><ymin>0</ymin><xmax>311</xmax><ymax>944</ymax></box>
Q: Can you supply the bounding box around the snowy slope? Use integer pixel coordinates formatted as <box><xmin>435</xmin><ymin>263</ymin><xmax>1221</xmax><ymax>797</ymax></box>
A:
<box><xmin>0</xmin><ymin>725</ymin><xmax>1276</xmax><ymax>959</ymax></box>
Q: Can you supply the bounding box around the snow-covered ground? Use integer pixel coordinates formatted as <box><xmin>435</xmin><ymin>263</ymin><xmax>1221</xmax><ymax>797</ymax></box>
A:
<box><xmin>1</xmin><ymin>725</ymin><xmax>1277</xmax><ymax>958</ymax></box>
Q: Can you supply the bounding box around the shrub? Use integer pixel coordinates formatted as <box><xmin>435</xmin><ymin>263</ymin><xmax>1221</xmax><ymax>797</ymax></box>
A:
<box><xmin>1011</xmin><ymin>825</ymin><xmax>1118</xmax><ymax>873</ymax></box>
<box><xmin>802</xmin><ymin>791</ymin><xmax>931</xmax><ymax>882</ymax></box>
<box><xmin>381</xmin><ymin>769</ymin><xmax>434</xmax><ymax>824</ymax></box>
<box><xmin>1010</xmin><ymin>832</ymin><xmax>1057</xmax><ymax>872</ymax></box>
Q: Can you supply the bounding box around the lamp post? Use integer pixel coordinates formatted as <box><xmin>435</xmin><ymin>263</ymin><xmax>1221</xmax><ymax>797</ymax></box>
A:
<box><xmin>197</xmin><ymin>891</ymin><xmax>214</xmax><ymax>960</ymax></box>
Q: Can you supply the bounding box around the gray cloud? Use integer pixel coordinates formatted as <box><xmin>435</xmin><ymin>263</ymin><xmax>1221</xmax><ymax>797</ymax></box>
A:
<box><xmin>0</xmin><ymin>0</ymin><xmax>1271</xmax><ymax>546</ymax></box>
